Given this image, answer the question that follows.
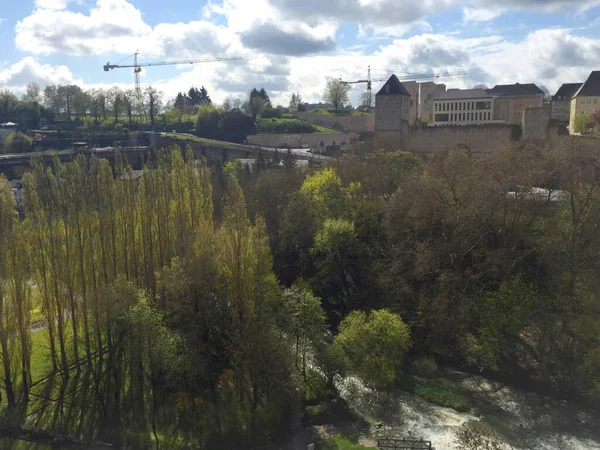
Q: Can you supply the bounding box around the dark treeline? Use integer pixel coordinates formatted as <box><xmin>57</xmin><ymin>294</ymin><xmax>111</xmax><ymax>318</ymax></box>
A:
<box><xmin>0</xmin><ymin>143</ymin><xmax>599</xmax><ymax>449</ymax></box>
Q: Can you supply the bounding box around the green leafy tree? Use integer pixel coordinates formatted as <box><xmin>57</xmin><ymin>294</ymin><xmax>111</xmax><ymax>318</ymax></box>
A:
<box><xmin>280</xmin><ymin>285</ymin><xmax>326</xmax><ymax>376</ymax></box>
<box><xmin>573</xmin><ymin>112</ymin><xmax>593</xmax><ymax>133</ymax></box>
<box><xmin>4</xmin><ymin>131</ymin><xmax>32</xmax><ymax>153</ymax></box>
<box><xmin>324</xmin><ymin>79</ymin><xmax>350</xmax><ymax>110</ymax></box>
<box><xmin>335</xmin><ymin>309</ymin><xmax>411</xmax><ymax>387</ymax></box>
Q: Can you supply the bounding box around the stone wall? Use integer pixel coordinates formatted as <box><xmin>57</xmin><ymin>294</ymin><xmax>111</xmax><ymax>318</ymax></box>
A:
<box><xmin>375</xmin><ymin>124</ymin><xmax>514</xmax><ymax>154</ymax></box>
<box><xmin>297</xmin><ymin>111</ymin><xmax>375</xmax><ymax>133</ymax></box>
<box><xmin>522</xmin><ymin>106</ymin><xmax>550</xmax><ymax>140</ymax></box>
<box><xmin>247</xmin><ymin>132</ymin><xmax>358</xmax><ymax>152</ymax></box>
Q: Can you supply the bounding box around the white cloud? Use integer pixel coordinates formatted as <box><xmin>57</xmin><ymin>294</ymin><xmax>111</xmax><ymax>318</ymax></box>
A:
<box><xmin>0</xmin><ymin>57</ymin><xmax>82</xmax><ymax>92</ymax></box>
<box><xmin>16</xmin><ymin>0</ymin><xmax>151</xmax><ymax>55</ymax></box>
<box><xmin>464</xmin><ymin>0</ymin><xmax>600</xmax><ymax>21</ymax></box>
<box><xmin>34</xmin><ymin>0</ymin><xmax>73</xmax><ymax>10</ymax></box>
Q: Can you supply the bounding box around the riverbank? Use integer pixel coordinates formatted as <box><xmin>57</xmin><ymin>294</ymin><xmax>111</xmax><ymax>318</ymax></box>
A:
<box><xmin>294</xmin><ymin>368</ymin><xmax>600</xmax><ymax>449</ymax></box>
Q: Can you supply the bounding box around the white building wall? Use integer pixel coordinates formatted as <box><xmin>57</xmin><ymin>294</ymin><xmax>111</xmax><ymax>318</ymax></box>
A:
<box><xmin>432</xmin><ymin>98</ymin><xmax>500</xmax><ymax>126</ymax></box>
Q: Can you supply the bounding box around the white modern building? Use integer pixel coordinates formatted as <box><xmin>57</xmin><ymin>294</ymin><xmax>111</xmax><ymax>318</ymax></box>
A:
<box><xmin>432</xmin><ymin>89</ymin><xmax>503</xmax><ymax>126</ymax></box>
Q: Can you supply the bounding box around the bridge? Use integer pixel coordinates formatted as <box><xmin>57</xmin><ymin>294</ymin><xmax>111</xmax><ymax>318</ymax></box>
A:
<box><xmin>0</xmin><ymin>133</ymin><xmax>330</xmax><ymax>176</ymax></box>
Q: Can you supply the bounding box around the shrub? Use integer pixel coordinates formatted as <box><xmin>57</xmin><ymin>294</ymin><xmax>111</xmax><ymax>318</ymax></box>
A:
<box><xmin>413</xmin><ymin>355</ymin><xmax>438</xmax><ymax>378</ymax></box>
<box><xmin>412</xmin><ymin>377</ymin><xmax>470</xmax><ymax>412</ymax></box>
<box><xmin>4</xmin><ymin>131</ymin><xmax>32</xmax><ymax>153</ymax></box>
<box><xmin>454</xmin><ymin>421</ymin><xmax>506</xmax><ymax>450</ymax></box>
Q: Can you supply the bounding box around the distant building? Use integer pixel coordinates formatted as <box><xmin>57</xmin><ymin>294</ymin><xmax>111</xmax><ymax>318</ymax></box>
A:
<box><xmin>487</xmin><ymin>83</ymin><xmax>544</xmax><ymax>125</ymax></box>
<box><xmin>551</xmin><ymin>83</ymin><xmax>582</xmax><ymax>124</ymax></box>
<box><xmin>0</xmin><ymin>122</ymin><xmax>18</xmax><ymax>143</ymax></box>
<box><xmin>569</xmin><ymin>71</ymin><xmax>600</xmax><ymax>131</ymax></box>
<box><xmin>375</xmin><ymin>75</ymin><xmax>412</xmax><ymax>133</ymax></box>
<box><xmin>418</xmin><ymin>82</ymin><xmax>446</xmax><ymax>123</ymax></box>
<box><xmin>432</xmin><ymin>89</ymin><xmax>499</xmax><ymax>126</ymax></box>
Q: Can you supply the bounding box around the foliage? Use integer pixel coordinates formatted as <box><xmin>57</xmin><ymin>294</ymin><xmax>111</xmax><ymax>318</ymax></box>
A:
<box><xmin>4</xmin><ymin>131</ymin><xmax>32</xmax><ymax>153</ymax></box>
<box><xmin>315</xmin><ymin>342</ymin><xmax>347</xmax><ymax>389</ymax></box>
<box><xmin>321</xmin><ymin>434</ymin><xmax>376</xmax><ymax>450</ymax></box>
<box><xmin>289</xmin><ymin>93</ymin><xmax>303</xmax><ymax>114</ymax></box>
<box><xmin>413</xmin><ymin>355</ymin><xmax>438</xmax><ymax>378</ymax></box>
<box><xmin>195</xmin><ymin>107</ymin><xmax>256</xmax><ymax>143</ymax></box>
<box><xmin>454</xmin><ymin>421</ymin><xmax>506</xmax><ymax>450</ymax></box>
<box><xmin>324</xmin><ymin>80</ymin><xmax>351</xmax><ymax>110</ymax></box>
<box><xmin>573</xmin><ymin>112</ymin><xmax>593</xmax><ymax>133</ymax></box>
<box><xmin>280</xmin><ymin>285</ymin><xmax>327</xmax><ymax>374</ymax></box>
<box><xmin>335</xmin><ymin>309</ymin><xmax>411</xmax><ymax>387</ymax></box>
<box><xmin>408</xmin><ymin>376</ymin><xmax>471</xmax><ymax>412</ymax></box>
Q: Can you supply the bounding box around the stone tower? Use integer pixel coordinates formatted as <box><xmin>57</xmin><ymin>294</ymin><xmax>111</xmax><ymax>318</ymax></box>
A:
<box><xmin>375</xmin><ymin>75</ymin><xmax>412</xmax><ymax>135</ymax></box>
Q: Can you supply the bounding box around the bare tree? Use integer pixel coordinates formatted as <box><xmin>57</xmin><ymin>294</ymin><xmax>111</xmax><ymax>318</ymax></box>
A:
<box><xmin>324</xmin><ymin>79</ymin><xmax>350</xmax><ymax>110</ymax></box>
<box><xmin>145</xmin><ymin>86</ymin><xmax>163</xmax><ymax>127</ymax></box>
<box><xmin>472</xmin><ymin>84</ymin><xmax>489</xmax><ymax>90</ymax></box>
<box><xmin>22</xmin><ymin>82</ymin><xmax>41</xmax><ymax>103</ymax></box>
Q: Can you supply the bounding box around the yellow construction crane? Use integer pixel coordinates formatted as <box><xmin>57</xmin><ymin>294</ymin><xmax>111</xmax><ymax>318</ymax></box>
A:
<box><xmin>103</xmin><ymin>51</ymin><xmax>242</xmax><ymax>110</ymax></box>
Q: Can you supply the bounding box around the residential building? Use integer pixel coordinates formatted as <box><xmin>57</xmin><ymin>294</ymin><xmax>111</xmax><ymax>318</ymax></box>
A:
<box><xmin>432</xmin><ymin>89</ymin><xmax>499</xmax><ymax>126</ymax></box>
<box><xmin>487</xmin><ymin>83</ymin><xmax>544</xmax><ymax>124</ymax></box>
<box><xmin>375</xmin><ymin>75</ymin><xmax>412</xmax><ymax>133</ymax></box>
<box><xmin>570</xmin><ymin>71</ymin><xmax>600</xmax><ymax>131</ymax></box>
<box><xmin>552</xmin><ymin>83</ymin><xmax>582</xmax><ymax>123</ymax></box>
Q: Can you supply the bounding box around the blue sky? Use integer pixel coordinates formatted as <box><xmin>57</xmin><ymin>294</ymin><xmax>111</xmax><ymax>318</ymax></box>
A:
<box><xmin>2</xmin><ymin>0</ymin><xmax>600</xmax><ymax>106</ymax></box>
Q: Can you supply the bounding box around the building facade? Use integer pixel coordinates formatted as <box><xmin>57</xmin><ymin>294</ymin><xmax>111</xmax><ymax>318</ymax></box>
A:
<box><xmin>419</xmin><ymin>82</ymin><xmax>446</xmax><ymax>123</ymax></box>
<box><xmin>432</xmin><ymin>89</ymin><xmax>498</xmax><ymax>126</ymax></box>
<box><xmin>569</xmin><ymin>71</ymin><xmax>600</xmax><ymax>131</ymax></box>
<box><xmin>552</xmin><ymin>83</ymin><xmax>582</xmax><ymax>123</ymax></box>
<box><xmin>487</xmin><ymin>83</ymin><xmax>544</xmax><ymax>125</ymax></box>
<box><xmin>375</xmin><ymin>75</ymin><xmax>412</xmax><ymax>133</ymax></box>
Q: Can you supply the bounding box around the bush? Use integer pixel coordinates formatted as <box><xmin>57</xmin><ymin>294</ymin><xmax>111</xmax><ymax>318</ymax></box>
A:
<box><xmin>410</xmin><ymin>377</ymin><xmax>470</xmax><ymax>412</ymax></box>
<box><xmin>413</xmin><ymin>355</ymin><xmax>438</xmax><ymax>378</ymax></box>
<box><xmin>4</xmin><ymin>131</ymin><xmax>32</xmax><ymax>153</ymax></box>
<box><xmin>454</xmin><ymin>421</ymin><xmax>506</xmax><ymax>450</ymax></box>
<box><xmin>255</xmin><ymin>118</ymin><xmax>317</xmax><ymax>134</ymax></box>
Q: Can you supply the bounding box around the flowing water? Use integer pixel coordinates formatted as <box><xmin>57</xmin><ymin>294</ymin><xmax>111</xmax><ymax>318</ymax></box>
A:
<box><xmin>335</xmin><ymin>369</ymin><xmax>600</xmax><ymax>449</ymax></box>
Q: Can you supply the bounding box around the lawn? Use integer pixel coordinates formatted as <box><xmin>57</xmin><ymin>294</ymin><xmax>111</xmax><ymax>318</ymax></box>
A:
<box><xmin>161</xmin><ymin>133</ymin><xmax>249</xmax><ymax>149</ymax></box>
<box><xmin>401</xmin><ymin>375</ymin><xmax>471</xmax><ymax>412</ymax></box>
<box><xmin>256</xmin><ymin>118</ymin><xmax>339</xmax><ymax>134</ymax></box>
<box><xmin>321</xmin><ymin>435</ymin><xmax>376</xmax><ymax>450</ymax></box>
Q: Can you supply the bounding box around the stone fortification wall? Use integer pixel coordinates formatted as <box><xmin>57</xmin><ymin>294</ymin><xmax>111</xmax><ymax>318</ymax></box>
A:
<box><xmin>378</xmin><ymin>124</ymin><xmax>514</xmax><ymax>154</ymax></box>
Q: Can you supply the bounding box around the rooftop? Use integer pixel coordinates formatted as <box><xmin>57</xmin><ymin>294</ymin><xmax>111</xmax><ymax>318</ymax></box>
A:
<box><xmin>436</xmin><ymin>89</ymin><xmax>491</xmax><ymax>100</ymax></box>
<box><xmin>574</xmin><ymin>71</ymin><xmax>600</xmax><ymax>97</ymax></box>
<box><xmin>376</xmin><ymin>75</ymin><xmax>411</xmax><ymax>96</ymax></box>
<box><xmin>487</xmin><ymin>83</ymin><xmax>544</xmax><ymax>97</ymax></box>
<box><xmin>553</xmin><ymin>83</ymin><xmax>583</xmax><ymax>101</ymax></box>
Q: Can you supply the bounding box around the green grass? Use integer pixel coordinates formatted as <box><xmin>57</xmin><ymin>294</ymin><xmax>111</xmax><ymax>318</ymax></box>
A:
<box><xmin>255</xmin><ymin>118</ymin><xmax>338</xmax><ymax>135</ymax></box>
<box><xmin>321</xmin><ymin>434</ymin><xmax>376</xmax><ymax>450</ymax></box>
<box><xmin>161</xmin><ymin>133</ymin><xmax>250</xmax><ymax>149</ymax></box>
<box><xmin>402</xmin><ymin>375</ymin><xmax>471</xmax><ymax>412</ymax></box>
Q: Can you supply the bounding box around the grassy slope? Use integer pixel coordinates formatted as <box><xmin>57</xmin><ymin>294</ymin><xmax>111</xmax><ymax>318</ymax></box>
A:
<box><xmin>256</xmin><ymin>118</ymin><xmax>339</xmax><ymax>134</ymax></box>
<box><xmin>309</xmin><ymin>109</ymin><xmax>373</xmax><ymax>117</ymax></box>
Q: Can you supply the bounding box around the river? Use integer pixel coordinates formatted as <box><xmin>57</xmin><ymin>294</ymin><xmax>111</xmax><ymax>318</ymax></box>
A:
<box><xmin>334</xmin><ymin>369</ymin><xmax>600</xmax><ymax>449</ymax></box>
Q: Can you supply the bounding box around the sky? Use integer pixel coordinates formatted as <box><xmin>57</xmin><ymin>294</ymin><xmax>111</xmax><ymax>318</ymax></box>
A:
<box><xmin>1</xmin><ymin>0</ymin><xmax>600</xmax><ymax>106</ymax></box>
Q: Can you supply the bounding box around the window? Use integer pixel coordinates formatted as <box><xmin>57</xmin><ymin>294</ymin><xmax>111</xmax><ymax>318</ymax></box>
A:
<box><xmin>435</xmin><ymin>113</ymin><xmax>449</xmax><ymax>122</ymax></box>
<box><xmin>320</xmin><ymin>141</ymin><xmax>324</xmax><ymax>147</ymax></box>
<box><xmin>332</xmin><ymin>141</ymin><xmax>336</xmax><ymax>146</ymax></box>
<box><xmin>476</xmin><ymin>101</ymin><xmax>491</xmax><ymax>110</ymax></box>
<box><xmin>595</xmin><ymin>99</ymin><xmax>598</xmax><ymax>104</ymax></box>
